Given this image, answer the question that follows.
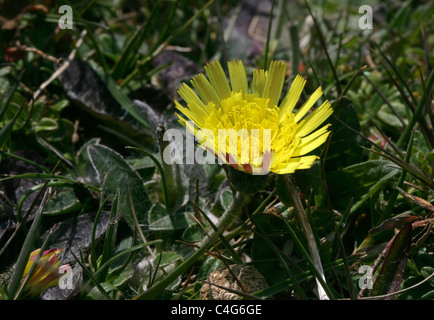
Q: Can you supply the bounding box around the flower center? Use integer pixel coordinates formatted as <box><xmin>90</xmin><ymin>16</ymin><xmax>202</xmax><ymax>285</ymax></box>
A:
<box><xmin>201</xmin><ymin>92</ymin><xmax>298</xmax><ymax>168</ymax></box>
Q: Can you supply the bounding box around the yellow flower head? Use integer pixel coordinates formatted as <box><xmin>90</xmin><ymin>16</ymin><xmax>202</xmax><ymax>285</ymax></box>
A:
<box><xmin>22</xmin><ymin>248</ymin><xmax>65</xmax><ymax>297</ymax></box>
<box><xmin>174</xmin><ymin>60</ymin><xmax>333</xmax><ymax>175</ymax></box>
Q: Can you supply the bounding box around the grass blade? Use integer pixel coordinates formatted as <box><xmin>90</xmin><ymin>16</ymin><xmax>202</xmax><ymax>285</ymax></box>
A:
<box><xmin>111</xmin><ymin>0</ymin><xmax>177</xmax><ymax>80</ymax></box>
<box><xmin>90</xmin><ymin>62</ymin><xmax>150</xmax><ymax>130</ymax></box>
<box><xmin>304</xmin><ymin>0</ymin><xmax>341</xmax><ymax>96</ymax></box>
<box><xmin>263</xmin><ymin>0</ymin><xmax>276</xmax><ymax>70</ymax></box>
<box><xmin>90</xmin><ymin>197</ymin><xmax>109</xmax><ymax>272</ymax></box>
<box><xmin>70</xmin><ymin>250</ymin><xmax>112</xmax><ymax>300</ymax></box>
<box><xmin>281</xmin><ymin>174</ymin><xmax>334</xmax><ymax>300</ymax></box>
<box><xmin>190</xmin><ymin>200</ymin><xmax>243</xmax><ymax>265</ymax></box>
<box><xmin>93</xmin><ymin>240</ymin><xmax>162</xmax><ymax>283</ymax></box>
<box><xmin>126</xmin><ymin>146</ymin><xmax>170</xmax><ymax>210</ymax></box>
<box><xmin>97</xmin><ymin>190</ymin><xmax>121</xmax><ymax>282</ymax></box>
<box><xmin>0</xmin><ymin>69</ymin><xmax>25</xmax><ymax>121</ymax></box>
<box><xmin>13</xmin><ymin>227</ymin><xmax>55</xmax><ymax>299</ymax></box>
<box><xmin>120</xmin><ymin>0</ymin><xmax>215</xmax><ymax>87</ymax></box>
<box><xmin>7</xmin><ymin>188</ymin><xmax>50</xmax><ymax>298</ymax></box>
<box><xmin>0</xmin><ymin>99</ymin><xmax>27</xmax><ymax>149</ymax></box>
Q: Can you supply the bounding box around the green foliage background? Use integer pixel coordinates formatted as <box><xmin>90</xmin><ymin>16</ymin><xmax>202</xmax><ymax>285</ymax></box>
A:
<box><xmin>0</xmin><ymin>0</ymin><xmax>433</xmax><ymax>300</ymax></box>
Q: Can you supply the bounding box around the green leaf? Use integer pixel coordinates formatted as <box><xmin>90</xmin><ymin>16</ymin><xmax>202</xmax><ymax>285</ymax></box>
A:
<box><xmin>110</xmin><ymin>265</ymin><xmax>134</xmax><ymax>288</ymax></box>
<box><xmin>326</xmin><ymin>160</ymin><xmax>399</xmax><ymax>212</ymax></box>
<box><xmin>128</xmin><ymin>156</ymin><xmax>156</xmax><ymax>182</ymax></box>
<box><xmin>34</xmin><ymin>117</ymin><xmax>59</xmax><ymax>132</ymax></box>
<box><xmin>76</xmin><ymin>138</ymin><xmax>101</xmax><ymax>186</ymax></box>
<box><xmin>87</xmin><ymin>144</ymin><xmax>151</xmax><ymax>231</ymax></box>
<box><xmin>377</xmin><ymin>102</ymin><xmax>408</xmax><ymax>129</ymax></box>
<box><xmin>92</xmin><ymin>240</ymin><xmax>162</xmax><ymax>285</ymax></box>
<box><xmin>111</xmin><ymin>22</ymin><xmax>148</xmax><ymax>80</ymax></box>
<box><xmin>154</xmin><ymin>251</ymin><xmax>184</xmax><ymax>268</ymax></box>
<box><xmin>148</xmin><ymin>203</ymin><xmax>194</xmax><ymax>231</ymax></box>
<box><xmin>86</xmin><ymin>282</ymin><xmax>118</xmax><ymax>300</ymax></box>
<box><xmin>325</xmin><ymin>97</ymin><xmax>364</xmax><ymax>172</ymax></box>
<box><xmin>50</xmin><ymin>99</ymin><xmax>70</xmax><ymax>113</ymax></box>
<box><xmin>43</xmin><ymin>188</ymin><xmax>81</xmax><ymax>216</ymax></box>
<box><xmin>275</xmin><ymin>175</ymin><xmax>293</xmax><ymax>207</ymax></box>
<box><xmin>181</xmin><ymin>222</ymin><xmax>211</xmax><ymax>243</ymax></box>
<box><xmin>250</xmin><ymin>214</ymin><xmax>290</xmax><ymax>285</ymax></box>
<box><xmin>370</xmin><ymin>223</ymin><xmax>412</xmax><ymax>299</ymax></box>
<box><xmin>0</xmin><ymin>69</ymin><xmax>24</xmax><ymax>121</ymax></box>
<box><xmin>0</xmin><ymin>93</ymin><xmax>28</xmax><ymax>130</ymax></box>
<box><xmin>420</xmin><ymin>290</ymin><xmax>434</xmax><ymax>300</ymax></box>
<box><xmin>35</xmin><ymin>118</ymin><xmax>74</xmax><ymax>143</ymax></box>
<box><xmin>196</xmin><ymin>255</ymin><xmax>223</xmax><ymax>280</ymax></box>
<box><xmin>126</xmin><ymin>146</ymin><xmax>171</xmax><ymax>212</ymax></box>
<box><xmin>220</xmin><ymin>189</ymin><xmax>233</xmax><ymax>209</ymax></box>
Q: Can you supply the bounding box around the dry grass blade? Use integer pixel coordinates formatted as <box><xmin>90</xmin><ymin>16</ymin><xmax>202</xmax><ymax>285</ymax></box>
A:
<box><xmin>282</xmin><ymin>174</ymin><xmax>329</xmax><ymax>300</ymax></box>
<box><xmin>32</xmin><ymin>29</ymin><xmax>87</xmax><ymax>102</ymax></box>
<box><xmin>396</xmin><ymin>187</ymin><xmax>434</xmax><ymax>212</ymax></box>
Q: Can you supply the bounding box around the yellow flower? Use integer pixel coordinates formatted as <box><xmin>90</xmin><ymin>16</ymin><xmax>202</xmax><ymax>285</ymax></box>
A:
<box><xmin>21</xmin><ymin>248</ymin><xmax>65</xmax><ymax>297</ymax></box>
<box><xmin>174</xmin><ymin>60</ymin><xmax>333</xmax><ymax>175</ymax></box>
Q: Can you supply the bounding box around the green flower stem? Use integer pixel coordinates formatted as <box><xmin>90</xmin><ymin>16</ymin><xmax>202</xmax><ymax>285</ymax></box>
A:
<box><xmin>223</xmin><ymin>190</ymin><xmax>276</xmax><ymax>242</ymax></box>
<box><xmin>282</xmin><ymin>174</ymin><xmax>330</xmax><ymax>300</ymax></box>
<box><xmin>289</xmin><ymin>22</ymin><xmax>300</xmax><ymax>79</ymax></box>
<box><xmin>217</xmin><ymin>191</ymin><xmax>245</xmax><ymax>231</ymax></box>
<box><xmin>155</xmin><ymin>126</ymin><xmax>185</xmax><ymax>212</ymax></box>
<box><xmin>191</xmin><ymin>201</ymin><xmax>243</xmax><ymax>265</ymax></box>
<box><xmin>196</xmin><ymin>191</ymin><xmax>245</xmax><ymax>255</ymax></box>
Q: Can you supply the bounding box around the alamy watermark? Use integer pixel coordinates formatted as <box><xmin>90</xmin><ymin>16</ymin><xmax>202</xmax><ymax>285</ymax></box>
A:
<box><xmin>57</xmin><ymin>4</ymin><xmax>374</xmax><ymax>31</ymax></box>
<box><xmin>58</xmin><ymin>5</ymin><xmax>73</xmax><ymax>30</ymax></box>
<box><xmin>58</xmin><ymin>265</ymin><xmax>74</xmax><ymax>290</ymax></box>
<box><xmin>358</xmin><ymin>265</ymin><xmax>374</xmax><ymax>290</ymax></box>
<box><xmin>162</xmin><ymin>122</ymin><xmax>272</xmax><ymax>175</ymax></box>
<box><xmin>359</xmin><ymin>5</ymin><xmax>373</xmax><ymax>30</ymax></box>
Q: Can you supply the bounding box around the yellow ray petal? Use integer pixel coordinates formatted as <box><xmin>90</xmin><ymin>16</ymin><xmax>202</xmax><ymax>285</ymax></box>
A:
<box><xmin>299</xmin><ymin>124</ymin><xmax>331</xmax><ymax>144</ymax></box>
<box><xmin>177</xmin><ymin>85</ymin><xmax>209</xmax><ymax>123</ymax></box>
<box><xmin>205</xmin><ymin>60</ymin><xmax>231</xmax><ymax>100</ymax></box>
<box><xmin>295</xmin><ymin>155</ymin><xmax>319</xmax><ymax>169</ymax></box>
<box><xmin>296</xmin><ymin>100</ymin><xmax>333</xmax><ymax>137</ymax></box>
<box><xmin>191</xmin><ymin>73</ymin><xmax>222</xmax><ymax>107</ymax></box>
<box><xmin>252</xmin><ymin>68</ymin><xmax>266</xmax><ymax>97</ymax></box>
<box><xmin>294</xmin><ymin>86</ymin><xmax>323</xmax><ymax>123</ymax></box>
<box><xmin>278</xmin><ymin>74</ymin><xmax>306</xmax><ymax>123</ymax></box>
<box><xmin>292</xmin><ymin>130</ymin><xmax>330</xmax><ymax>156</ymax></box>
<box><xmin>228</xmin><ymin>60</ymin><xmax>248</xmax><ymax>94</ymax></box>
<box><xmin>177</xmin><ymin>83</ymin><xmax>205</xmax><ymax>109</ymax></box>
<box><xmin>262</xmin><ymin>60</ymin><xmax>287</xmax><ymax>107</ymax></box>
<box><xmin>175</xmin><ymin>112</ymin><xmax>188</xmax><ymax>128</ymax></box>
<box><xmin>174</xmin><ymin>101</ymin><xmax>205</xmax><ymax>128</ymax></box>
<box><xmin>273</xmin><ymin>155</ymin><xmax>319</xmax><ymax>174</ymax></box>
